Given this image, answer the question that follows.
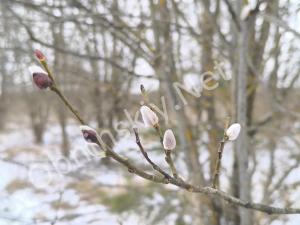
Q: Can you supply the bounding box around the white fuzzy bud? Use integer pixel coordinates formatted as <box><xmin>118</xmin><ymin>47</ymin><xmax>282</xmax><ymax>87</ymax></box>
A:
<box><xmin>163</xmin><ymin>129</ymin><xmax>176</xmax><ymax>150</ymax></box>
<box><xmin>240</xmin><ymin>4</ymin><xmax>252</xmax><ymax>20</ymax></box>
<box><xmin>226</xmin><ymin>123</ymin><xmax>241</xmax><ymax>141</ymax></box>
<box><xmin>249</xmin><ymin>0</ymin><xmax>258</xmax><ymax>10</ymax></box>
<box><xmin>140</xmin><ymin>105</ymin><xmax>159</xmax><ymax>127</ymax></box>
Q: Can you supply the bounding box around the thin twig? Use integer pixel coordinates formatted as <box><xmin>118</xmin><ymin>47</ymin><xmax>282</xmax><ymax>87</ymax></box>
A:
<box><xmin>40</xmin><ymin>60</ymin><xmax>56</xmax><ymax>83</ymax></box>
<box><xmin>133</xmin><ymin>127</ymin><xmax>172</xmax><ymax>181</ymax></box>
<box><xmin>212</xmin><ymin>138</ymin><xmax>227</xmax><ymax>188</ymax></box>
<box><xmin>223</xmin><ymin>0</ymin><xmax>241</xmax><ymax>31</ymax></box>
<box><xmin>154</xmin><ymin>124</ymin><xmax>179</xmax><ymax>178</ymax></box>
<box><xmin>50</xmin><ymin>86</ymin><xmax>85</xmax><ymax>125</ymax></box>
<box><xmin>154</xmin><ymin>125</ymin><xmax>164</xmax><ymax>145</ymax></box>
<box><xmin>141</xmin><ymin>85</ymin><xmax>180</xmax><ymax>179</ymax></box>
<box><xmin>165</xmin><ymin>150</ymin><xmax>178</xmax><ymax>178</ymax></box>
<box><xmin>94</xmin><ymin>135</ymin><xmax>169</xmax><ymax>184</ymax></box>
<box><xmin>212</xmin><ymin>117</ymin><xmax>230</xmax><ymax>188</ymax></box>
<box><xmin>37</xmin><ymin>57</ymin><xmax>86</xmax><ymax>125</ymax></box>
<box><xmin>51</xmin><ymin>190</ymin><xmax>64</xmax><ymax>225</ymax></box>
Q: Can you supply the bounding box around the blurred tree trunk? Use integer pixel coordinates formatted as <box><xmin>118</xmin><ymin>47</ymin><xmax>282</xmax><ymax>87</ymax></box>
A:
<box><xmin>28</xmin><ymin>93</ymin><xmax>49</xmax><ymax>144</ymax></box>
<box><xmin>57</xmin><ymin>106</ymin><xmax>69</xmax><ymax>157</ymax></box>
<box><xmin>81</xmin><ymin>0</ymin><xmax>104</xmax><ymax>130</ymax></box>
<box><xmin>90</xmin><ymin>29</ymin><xmax>104</xmax><ymax>130</ymax></box>
<box><xmin>199</xmin><ymin>0</ymin><xmax>222</xmax><ymax>224</ymax></box>
<box><xmin>151</xmin><ymin>0</ymin><xmax>203</xmax><ymax>182</ymax></box>
<box><xmin>229</xmin><ymin>0</ymin><xmax>241</xmax><ymax>221</ymax></box>
<box><xmin>52</xmin><ymin>11</ymin><xmax>70</xmax><ymax>156</ymax></box>
<box><xmin>150</xmin><ymin>1</ymin><xmax>206</xmax><ymax>224</ymax></box>
<box><xmin>0</xmin><ymin>6</ymin><xmax>8</xmax><ymax>130</ymax></box>
<box><xmin>235</xmin><ymin>1</ymin><xmax>276</xmax><ymax>224</ymax></box>
<box><xmin>0</xmin><ymin>53</ymin><xmax>8</xmax><ymax>131</ymax></box>
<box><xmin>31</xmin><ymin>109</ymin><xmax>48</xmax><ymax>143</ymax></box>
<box><xmin>227</xmin><ymin>1</ymin><xmax>277</xmax><ymax>223</ymax></box>
<box><xmin>235</xmin><ymin>1</ymin><xmax>255</xmax><ymax>224</ymax></box>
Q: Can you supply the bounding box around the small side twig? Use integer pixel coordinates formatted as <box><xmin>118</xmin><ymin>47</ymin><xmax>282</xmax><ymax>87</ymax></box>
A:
<box><xmin>40</xmin><ymin>60</ymin><xmax>56</xmax><ymax>83</ymax></box>
<box><xmin>165</xmin><ymin>150</ymin><xmax>178</xmax><ymax>178</ymax></box>
<box><xmin>51</xmin><ymin>190</ymin><xmax>64</xmax><ymax>225</ymax></box>
<box><xmin>212</xmin><ymin>117</ymin><xmax>230</xmax><ymax>188</ymax></box>
<box><xmin>212</xmin><ymin>137</ymin><xmax>228</xmax><ymax>188</ymax></box>
<box><xmin>223</xmin><ymin>0</ymin><xmax>241</xmax><ymax>31</ymax></box>
<box><xmin>133</xmin><ymin>127</ymin><xmax>172</xmax><ymax>182</ymax></box>
<box><xmin>154</xmin><ymin>125</ymin><xmax>164</xmax><ymax>145</ymax></box>
<box><xmin>50</xmin><ymin>86</ymin><xmax>85</xmax><ymax>125</ymax></box>
<box><xmin>154</xmin><ymin>125</ymin><xmax>180</xmax><ymax>179</ymax></box>
<box><xmin>141</xmin><ymin>85</ymin><xmax>179</xmax><ymax>179</ymax></box>
<box><xmin>38</xmin><ymin>59</ymin><xmax>85</xmax><ymax>125</ymax></box>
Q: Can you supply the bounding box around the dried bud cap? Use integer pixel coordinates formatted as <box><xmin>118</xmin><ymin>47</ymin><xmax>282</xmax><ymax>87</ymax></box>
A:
<box><xmin>140</xmin><ymin>105</ymin><xmax>159</xmax><ymax>127</ymax></box>
<box><xmin>225</xmin><ymin>123</ymin><xmax>241</xmax><ymax>141</ymax></box>
<box><xmin>80</xmin><ymin>125</ymin><xmax>99</xmax><ymax>144</ymax></box>
<box><xmin>163</xmin><ymin>129</ymin><xmax>176</xmax><ymax>150</ymax></box>
<box><xmin>34</xmin><ymin>49</ymin><xmax>46</xmax><ymax>61</ymax></box>
<box><xmin>29</xmin><ymin>65</ymin><xmax>53</xmax><ymax>89</ymax></box>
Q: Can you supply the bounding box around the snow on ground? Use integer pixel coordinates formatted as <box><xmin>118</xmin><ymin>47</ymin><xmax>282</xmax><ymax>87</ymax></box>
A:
<box><xmin>0</xmin><ymin>123</ymin><xmax>135</xmax><ymax>225</ymax></box>
<box><xmin>0</xmin><ymin>123</ymin><xmax>300</xmax><ymax>224</ymax></box>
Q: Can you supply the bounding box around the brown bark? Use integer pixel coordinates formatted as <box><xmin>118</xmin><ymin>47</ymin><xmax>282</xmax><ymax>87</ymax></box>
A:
<box><xmin>52</xmin><ymin>16</ymin><xmax>70</xmax><ymax>156</ymax></box>
<box><xmin>199</xmin><ymin>1</ymin><xmax>222</xmax><ymax>224</ymax></box>
<box><xmin>235</xmin><ymin>1</ymin><xmax>255</xmax><ymax>224</ymax></box>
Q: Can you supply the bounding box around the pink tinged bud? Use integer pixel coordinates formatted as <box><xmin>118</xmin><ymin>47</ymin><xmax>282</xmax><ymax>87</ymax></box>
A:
<box><xmin>80</xmin><ymin>125</ymin><xmax>99</xmax><ymax>144</ymax></box>
<box><xmin>34</xmin><ymin>49</ymin><xmax>46</xmax><ymax>61</ymax></box>
<box><xmin>33</xmin><ymin>73</ymin><xmax>53</xmax><ymax>89</ymax></box>
<box><xmin>29</xmin><ymin>65</ymin><xmax>53</xmax><ymax>89</ymax></box>
<box><xmin>140</xmin><ymin>105</ymin><xmax>159</xmax><ymax>127</ymax></box>
<box><xmin>226</xmin><ymin>123</ymin><xmax>241</xmax><ymax>141</ymax></box>
<box><xmin>163</xmin><ymin>129</ymin><xmax>176</xmax><ymax>150</ymax></box>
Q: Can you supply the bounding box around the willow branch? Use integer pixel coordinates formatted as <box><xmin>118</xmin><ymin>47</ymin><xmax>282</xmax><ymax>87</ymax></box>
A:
<box><xmin>43</xmin><ymin>70</ymin><xmax>300</xmax><ymax>215</ymax></box>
